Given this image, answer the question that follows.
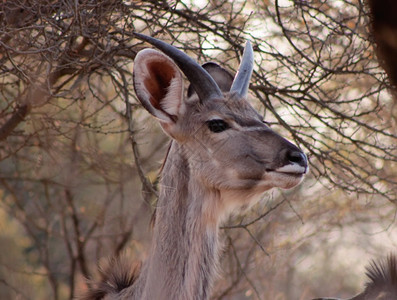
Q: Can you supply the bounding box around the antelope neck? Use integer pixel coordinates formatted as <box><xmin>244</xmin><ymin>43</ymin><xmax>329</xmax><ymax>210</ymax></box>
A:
<box><xmin>140</xmin><ymin>142</ymin><xmax>221</xmax><ymax>300</ymax></box>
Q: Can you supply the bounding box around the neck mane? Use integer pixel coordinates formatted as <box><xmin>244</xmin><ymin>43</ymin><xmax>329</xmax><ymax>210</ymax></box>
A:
<box><xmin>127</xmin><ymin>141</ymin><xmax>222</xmax><ymax>300</ymax></box>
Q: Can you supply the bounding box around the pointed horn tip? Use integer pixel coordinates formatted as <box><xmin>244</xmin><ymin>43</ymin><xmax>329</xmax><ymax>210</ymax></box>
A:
<box><xmin>245</xmin><ymin>40</ymin><xmax>252</xmax><ymax>48</ymax></box>
<box><xmin>133</xmin><ymin>33</ymin><xmax>166</xmax><ymax>46</ymax></box>
<box><xmin>134</xmin><ymin>32</ymin><xmax>148</xmax><ymax>39</ymax></box>
<box><xmin>133</xmin><ymin>32</ymin><xmax>157</xmax><ymax>44</ymax></box>
<box><xmin>133</xmin><ymin>32</ymin><xmax>145</xmax><ymax>40</ymax></box>
<box><xmin>242</xmin><ymin>40</ymin><xmax>254</xmax><ymax>59</ymax></box>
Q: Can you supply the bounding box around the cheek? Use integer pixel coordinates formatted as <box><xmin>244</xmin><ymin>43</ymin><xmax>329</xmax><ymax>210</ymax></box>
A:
<box><xmin>193</xmin><ymin>158</ymin><xmax>238</xmax><ymax>189</ymax></box>
<box><xmin>188</xmin><ymin>137</ymin><xmax>265</xmax><ymax>187</ymax></box>
<box><xmin>213</xmin><ymin>152</ymin><xmax>264</xmax><ymax>181</ymax></box>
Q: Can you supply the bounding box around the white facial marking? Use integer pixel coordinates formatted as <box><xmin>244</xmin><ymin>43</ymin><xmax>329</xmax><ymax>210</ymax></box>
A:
<box><xmin>211</xmin><ymin>158</ymin><xmax>219</xmax><ymax>167</ymax></box>
<box><xmin>225</xmin><ymin>168</ymin><xmax>238</xmax><ymax>179</ymax></box>
<box><xmin>275</xmin><ymin>163</ymin><xmax>307</xmax><ymax>174</ymax></box>
<box><xmin>242</xmin><ymin>126</ymin><xmax>264</xmax><ymax>131</ymax></box>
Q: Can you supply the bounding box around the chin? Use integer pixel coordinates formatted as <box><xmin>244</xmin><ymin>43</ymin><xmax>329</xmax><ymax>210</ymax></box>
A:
<box><xmin>263</xmin><ymin>171</ymin><xmax>305</xmax><ymax>190</ymax></box>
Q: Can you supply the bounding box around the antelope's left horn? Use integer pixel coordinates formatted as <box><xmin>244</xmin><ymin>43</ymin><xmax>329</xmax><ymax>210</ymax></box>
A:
<box><xmin>230</xmin><ymin>41</ymin><xmax>254</xmax><ymax>97</ymax></box>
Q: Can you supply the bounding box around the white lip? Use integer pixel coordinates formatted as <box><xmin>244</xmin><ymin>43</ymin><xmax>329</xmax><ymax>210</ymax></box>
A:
<box><xmin>274</xmin><ymin>163</ymin><xmax>307</xmax><ymax>175</ymax></box>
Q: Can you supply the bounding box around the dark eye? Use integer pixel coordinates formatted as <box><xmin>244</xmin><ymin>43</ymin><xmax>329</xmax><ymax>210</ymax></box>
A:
<box><xmin>206</xmin><ymin>119</ymin><xmax>230</xmax><ymax>133</ymax></box>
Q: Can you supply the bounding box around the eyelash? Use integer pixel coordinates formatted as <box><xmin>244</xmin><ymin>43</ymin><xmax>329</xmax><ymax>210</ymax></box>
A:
<box><xmin>206</xmin><ymin>119</ymin><xmax>230</xmax><ymax>133</ymax></box>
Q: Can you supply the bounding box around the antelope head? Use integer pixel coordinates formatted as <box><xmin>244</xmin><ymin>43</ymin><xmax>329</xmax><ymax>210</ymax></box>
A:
<box><xmin>133</xmin><ymin>34</ymin><xmax>308</xmax><ymax>214</ymax></box>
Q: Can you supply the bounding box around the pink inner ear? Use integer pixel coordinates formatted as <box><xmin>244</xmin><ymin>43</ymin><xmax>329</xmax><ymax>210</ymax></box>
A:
<box><xmin>144</xmin><ymin>61</ymin><xmax>176</xmax><ymax>110</ymax></box>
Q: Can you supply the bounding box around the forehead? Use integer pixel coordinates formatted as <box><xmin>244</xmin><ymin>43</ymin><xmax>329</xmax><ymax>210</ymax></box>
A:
<box><xmin>187</xmin><ymin>94</ymin><xmax>263</xmax><ymax>122</ymax></box>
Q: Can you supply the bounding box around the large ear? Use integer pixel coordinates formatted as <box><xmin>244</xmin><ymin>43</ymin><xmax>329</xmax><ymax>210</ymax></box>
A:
<box><xmin>187</xmin><ymin>62</ymin><xmax>234</xmax><ymax>98</ymax></box>
<box><xmin>133</xmin><ymin>49</ymin><xmax>185</xmax><ymax>129</ymax></box>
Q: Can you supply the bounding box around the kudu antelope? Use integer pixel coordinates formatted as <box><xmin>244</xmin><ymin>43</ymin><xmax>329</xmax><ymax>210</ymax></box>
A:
<box><xmin>83</xmin><ymin>34</ymin><xmax>308</xmax><ymax>300</ymax></box>
<box><xmin>314</xmin><ymin>254</ymin><xmax>397</xmax><ymax>300</ymax></box>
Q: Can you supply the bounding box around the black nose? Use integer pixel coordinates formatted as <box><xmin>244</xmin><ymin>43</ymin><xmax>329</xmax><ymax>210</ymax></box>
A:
<box><xmin>286</xmin><ymin>150</ymin><xmax>307</xmax><ymax>168</ymax></box>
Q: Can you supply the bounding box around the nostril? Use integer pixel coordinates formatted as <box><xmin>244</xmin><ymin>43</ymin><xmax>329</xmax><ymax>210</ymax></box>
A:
<box><xmin>287</xmin><ymin>151</ymin><xmax>307</xmax><ymax>167</ymax></box>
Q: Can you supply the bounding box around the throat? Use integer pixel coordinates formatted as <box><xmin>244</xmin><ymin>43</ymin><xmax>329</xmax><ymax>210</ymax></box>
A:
<box><xmin>140</xmin><ymin>142</ymin><xmax>222</xmax><ymax>300</ymax></box>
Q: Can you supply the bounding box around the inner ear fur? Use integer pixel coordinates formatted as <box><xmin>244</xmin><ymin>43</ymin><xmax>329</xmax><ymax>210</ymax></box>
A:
<box><xmin>133</xmin><ymin>49</ymin><xmax>184</xmax><ymax>123</ymax></box>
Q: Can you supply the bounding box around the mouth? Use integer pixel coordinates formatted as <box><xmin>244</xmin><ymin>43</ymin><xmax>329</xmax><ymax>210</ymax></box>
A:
<box><xmin>273</xmin><ymin>171</ymin><xmax>305</xmax><ymax>178</ymax></box>
<box><xmin>264</xmin><ymin>164</ymin><xmax>307</xmax><ymax>190</ymax></box>
<box><xmin>267</xmin><ymin>163</ymin><xmax>308</xmax><ymax>177</ymax></box>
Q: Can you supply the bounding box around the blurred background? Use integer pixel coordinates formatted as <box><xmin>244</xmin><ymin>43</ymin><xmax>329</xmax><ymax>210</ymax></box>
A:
<box><xmin>0</xmin><ymin>0</ymin><xmax>396</xmax><ymax>299</ymax></box>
